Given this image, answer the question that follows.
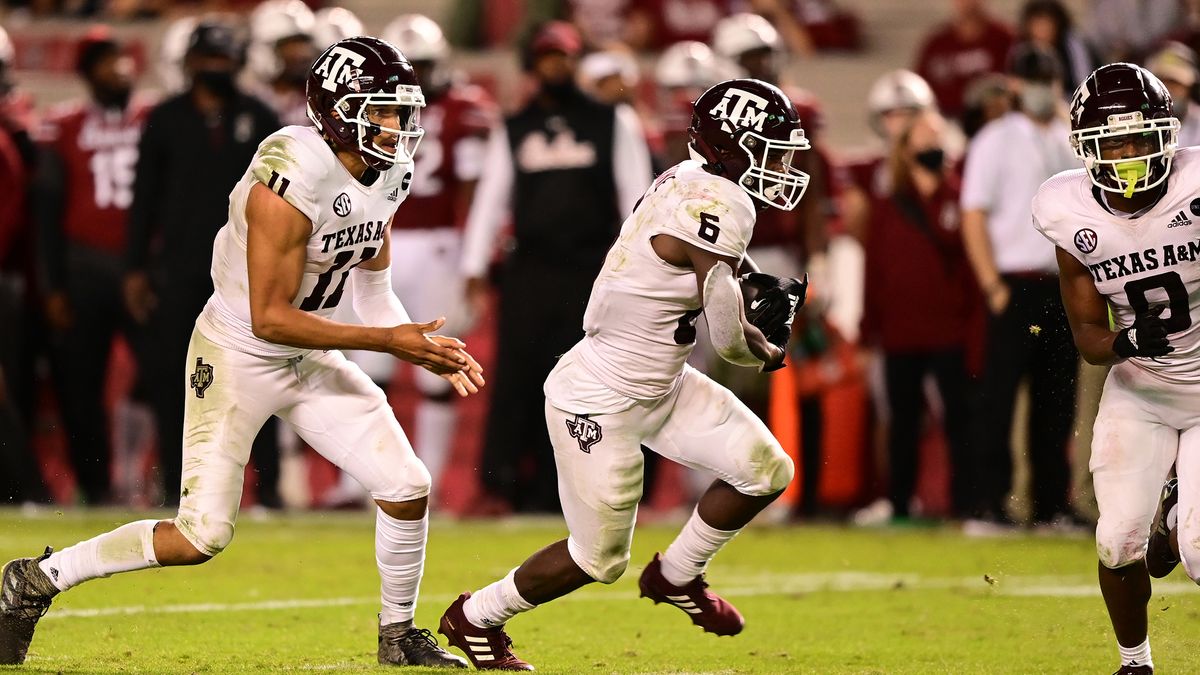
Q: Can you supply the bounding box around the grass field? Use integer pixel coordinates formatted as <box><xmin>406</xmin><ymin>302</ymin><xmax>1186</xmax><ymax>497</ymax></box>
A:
<box><xmin>3</xmin><ymin>509</ymin><xmax>1200</xmax><ymax>674</ymax></box>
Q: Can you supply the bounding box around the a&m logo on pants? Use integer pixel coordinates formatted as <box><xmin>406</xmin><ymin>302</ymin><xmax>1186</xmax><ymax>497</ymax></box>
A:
<box><xmin>565</xmin><ymin>414</ymin><xmax>603</xmax><ymax>453</ymax></box>
<box><xmin>190</xmin><ymin>357</ymin><xmax>214</xmax><ymax>399</ymax></box>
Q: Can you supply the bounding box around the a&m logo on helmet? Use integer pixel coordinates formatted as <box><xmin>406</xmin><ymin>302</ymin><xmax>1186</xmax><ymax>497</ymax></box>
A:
<box><xmin>1069</xmin><ymin>85</ymin><xmax>1089</xmax><ymax>126</ymax></box>
<box><xmin>314</xmin><ymin>45</ymin><xmax>367</xmax><ymax>92</ymax></box>
<box><xmin>708</xmin><ymin>88</ymin><xmax>770</xmax><ymax>133</ymax></box>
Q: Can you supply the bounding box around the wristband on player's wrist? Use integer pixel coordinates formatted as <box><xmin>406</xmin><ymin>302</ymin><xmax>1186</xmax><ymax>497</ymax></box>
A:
<box><xmin>1112</xmin><ymin>327</ymin><xmax>1139</xmax><ymax>359</ymax></box>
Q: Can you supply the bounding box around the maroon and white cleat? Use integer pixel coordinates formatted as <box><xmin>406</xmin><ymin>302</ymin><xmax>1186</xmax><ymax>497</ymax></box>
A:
<box><xmin>638</xmin><ymin>552</ymin><xmax>744</xmax><ymax>636</ymax></box>
<box><xmin>438</xmin><ymin>592</ymin><xmax>534</xmax><ymax>671</ymax></box>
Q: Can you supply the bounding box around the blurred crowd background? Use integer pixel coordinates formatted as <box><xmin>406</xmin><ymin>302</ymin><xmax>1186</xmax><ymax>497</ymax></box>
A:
<box><xmin>0</xmin><ymin>0</ymin><xmax>1194</xmax><ymax>534</ymax></box>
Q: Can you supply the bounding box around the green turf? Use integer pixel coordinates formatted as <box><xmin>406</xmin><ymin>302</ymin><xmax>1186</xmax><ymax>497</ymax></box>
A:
<box><xmin>2</xmin><ymin>509</ymin><xmax>1199</xmax><ymax>674</ymax></box>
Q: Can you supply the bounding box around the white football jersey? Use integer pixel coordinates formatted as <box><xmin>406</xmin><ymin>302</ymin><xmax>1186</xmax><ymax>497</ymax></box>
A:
<box><xmin>1033</xmin><ymin>146</ymin><xmax>1200</xmax><ymax>385</ymax></box>
<box><xmin>545</xmin><ymin>160</ymin><xmax>756</xmax><ymax>411</ymax></box>
<box><xmin>197</xmin><ymin>125</ymin><xmax>413</xmax><ymax>358</ymax></box>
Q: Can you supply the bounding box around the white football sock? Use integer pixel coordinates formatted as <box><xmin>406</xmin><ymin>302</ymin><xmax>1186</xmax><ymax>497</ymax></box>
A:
<box><xmin>415</xmin><ymin>400</ymin><xmax>455</xmax><ymax>493</ymax></box>
<box><xmin>376</xmin><ymin>509</ymin><xmax>427</xmax><ymax>626</ymax></box>
<box><xmin>660</xmin><ymin>507</ymin><xmax>739</xmax><ymax>587</ymax></box>
<box><xmin>38</xmin><ymin>519</ymin><xmax>160</xmax><ymax>592</ymax></box>
<box><xmin>463</xmin><ymin>568</ymin><xmax>534</xmax><ymax>628</ymax></box>
<box><xmin>1119</xmin><ymin>637</ymin><xmax>1153</xmax><ymax>668</ymax></box>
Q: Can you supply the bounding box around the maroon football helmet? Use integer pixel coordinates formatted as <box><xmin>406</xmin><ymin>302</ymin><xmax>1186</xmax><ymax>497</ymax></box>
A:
<box><xmin>1069</xmin><ymin>62</ymin><xmax>1180</xmax><ymax>197</ymax></box>
<box><xmin>306</xmin><ymin>36</ymin><xmax>425</xmax><ymax>170</ymax></box>
<box><xmin>688</xmin><ymin>78</ymin><xmax>810</xmax><ymax>210</ymax></box>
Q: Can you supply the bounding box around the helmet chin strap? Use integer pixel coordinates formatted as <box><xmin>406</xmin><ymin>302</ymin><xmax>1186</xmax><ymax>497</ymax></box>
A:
<box><xmin>687</xmin><ymin>143</ymin><xmax>725</xmax><ymax>175</ymax></box>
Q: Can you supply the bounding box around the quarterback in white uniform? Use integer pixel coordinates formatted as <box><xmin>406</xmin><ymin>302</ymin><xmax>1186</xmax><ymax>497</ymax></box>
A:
<box><xmin>436</xmin><ymin>79</ymin><xmax>809</xmax><ymax>670</ymax></box>
<box><xmin>1034</xmin><ymin>63</ymin><xmax>1200</xmax><ymax>675</ymax></box>
<box><xmin>0</xmin><ymin>38</ymin><xmax>481</xmax><ymax>668</ymax></box>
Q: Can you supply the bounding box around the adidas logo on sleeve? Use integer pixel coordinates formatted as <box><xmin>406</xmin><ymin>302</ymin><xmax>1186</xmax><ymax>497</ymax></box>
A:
<box><xmin>1168</xmin><ymin>210</ymin><xmax>1192</xmax><ymax>228</ymax></box>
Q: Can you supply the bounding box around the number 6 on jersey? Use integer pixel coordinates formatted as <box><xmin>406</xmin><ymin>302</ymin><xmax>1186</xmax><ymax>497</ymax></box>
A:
<box><xmin>698</xmin><ymin>212</ymin><xmax>721</xmax><ymax>244</ymax></box>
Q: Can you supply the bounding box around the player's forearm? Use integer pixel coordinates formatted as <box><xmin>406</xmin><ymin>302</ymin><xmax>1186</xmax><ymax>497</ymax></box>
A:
<box><xmin>1072</xmin><ymin>322</ymin><xmax>1122</xmax><ymax>366</ymax></box>
<box><xmin>703</xmin><ymin>261</ymin><xmax>772</xmax><ymax>368</ymax></box>
<box><xmin>251</xmin><ymin>303</ymin><xmax>391</xmax><ymax>352</ymax></box>
<box><xmin>743</xmin><ymin>320</ymin><xmax>784</xmax><ymax>365</ymax></box>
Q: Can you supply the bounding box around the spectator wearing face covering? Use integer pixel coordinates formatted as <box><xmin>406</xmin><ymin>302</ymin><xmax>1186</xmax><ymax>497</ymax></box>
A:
<box><xmin>959</xmin><ymin>42</ymin><xmax>1080</xmax><ymax>529</ymax></box>
<box><xmin>1146</xmin><ymin>41</ymin><xmax>1200</xmax><ymax>148</ymax></box>
<box><xmin>862</xmin><ymin>110</ymin><xmax>977</xmax><ymax>521</ymax></box>
<box><xmin>124</xmin><ymin>19</ymin><xmax>281</xmax><ymax>506</ymax></box>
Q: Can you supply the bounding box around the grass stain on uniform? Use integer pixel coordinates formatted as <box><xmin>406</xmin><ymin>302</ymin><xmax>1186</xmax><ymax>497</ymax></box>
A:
<box><xmin>252</xmin><ymin>137</ymin><xmax>299</xmax><ymax>186</ymax></box>
<box><xmin>94</xmin><ymin>523</ymin><xmax>150</xmax><ymax>565</ymax></box>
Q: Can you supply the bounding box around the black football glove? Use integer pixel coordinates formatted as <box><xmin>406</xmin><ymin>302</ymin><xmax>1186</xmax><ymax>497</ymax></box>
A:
<box><xmin>741</xmin><ymin>272</ymin><xmax>809</xmax><ymax>350</ymax></box>
<box><xmin>1113</xmin><ymin>305</ymin><xmax>1174</xmax><ymax>359</ymax></box>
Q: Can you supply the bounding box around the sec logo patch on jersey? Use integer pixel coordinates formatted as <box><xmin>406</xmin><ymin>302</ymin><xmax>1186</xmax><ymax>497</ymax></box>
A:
<box><xmin>333</xmin><ymin>192</ymin><xmax>352</xmax><ymax>217</ymax></box>
<box><xmin>1075</xmin><ymin>228</ymin><xmax>1099</xmax><ymax>254</ymax></box>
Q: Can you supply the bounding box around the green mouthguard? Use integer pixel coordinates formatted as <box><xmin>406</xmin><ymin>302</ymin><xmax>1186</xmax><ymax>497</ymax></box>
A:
<box><xmin>1115</xmin><ymin>160</ymin><xmax>1147</xmax><ymax>198</ymax></box>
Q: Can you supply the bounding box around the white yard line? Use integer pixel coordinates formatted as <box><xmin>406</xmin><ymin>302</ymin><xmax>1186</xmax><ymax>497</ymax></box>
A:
<box><xmin>41</xmin><ymin>572</ymin><xmax>1200</xmax><ymax>620</ymax></box>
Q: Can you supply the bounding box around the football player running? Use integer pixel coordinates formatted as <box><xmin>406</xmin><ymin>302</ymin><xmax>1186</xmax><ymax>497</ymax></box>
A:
<box><xmin>1032</xmin><ymin>63</ymin><xmax>1200</xmax><ymax>675</ymax></box>
<box><xmin>0</xmin><ymin>37</ymin><xmax>482</xmax><ymax>668</ymax></box>
<box><xmin>437</xmin><ymin>79</ymin><xmax>808</xmax><ymax>670</ymax></box>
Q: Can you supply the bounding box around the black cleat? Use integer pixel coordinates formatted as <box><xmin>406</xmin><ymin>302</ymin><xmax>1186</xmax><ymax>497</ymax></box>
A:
<box><xmin>1113</xmin><ymin>663</ymin><xmax>1153</xmax><ymax>674</ymax></box>
<box><xmin>1147</xmin><ymin>478</ymin><xmax>1179</xmax><ymax>579</ymax></box>
<box><xmin>379</xmin><ymin>622</ymin><xmax>468</xmax><ymax>668</ymax></box>
<box><xmin>0</xmin><ymin>547</ymin><xmax>59</xmax><ymax>665</ymax></box>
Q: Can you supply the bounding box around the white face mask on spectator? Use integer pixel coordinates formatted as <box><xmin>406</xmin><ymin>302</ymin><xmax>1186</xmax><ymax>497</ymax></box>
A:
<box><xmin>1021</xmin><ymin>83</ymin><xmax>1059</xmax><ymax>119</ymax></box>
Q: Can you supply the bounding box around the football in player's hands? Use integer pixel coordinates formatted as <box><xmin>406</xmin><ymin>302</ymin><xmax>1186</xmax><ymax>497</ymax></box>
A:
<box><xmin>740</xmin><ymin>272</ymin><xmax>808</xmax><ymax>349</ymax></box>
<box><xmin>1113</xmin><ymin>305</ymin><xmax>1174</xmax><ymax>359</ymax></box>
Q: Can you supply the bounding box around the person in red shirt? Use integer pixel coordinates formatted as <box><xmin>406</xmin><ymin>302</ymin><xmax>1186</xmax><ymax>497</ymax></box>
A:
<box><xmin>841</xmin><ymin>69</ymin><xmax>937</xmax><ymax>242</ymax></box>
<box><xmin>861</xmin><ymin>110</ymin><xmax>977</xmax><ymax>521</ymax></box>
<box><xmin>626</xmin><ymin>0</ymin><xmax>731</xmax><ymax>51</ymax></box>
<box><xmin>32</xmin><ymin>30</ymin><xmax>151</xmax><ymax>505</ymax></box>
<box><xmin>913</xmin><ymin>0</ymin><xmax>1014</xmax><ymax>120</ymax></box>
<box><xmin>0</xmin><ymin>23</ymin><xmax>48</xmax><ymax>506</ymax></box>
